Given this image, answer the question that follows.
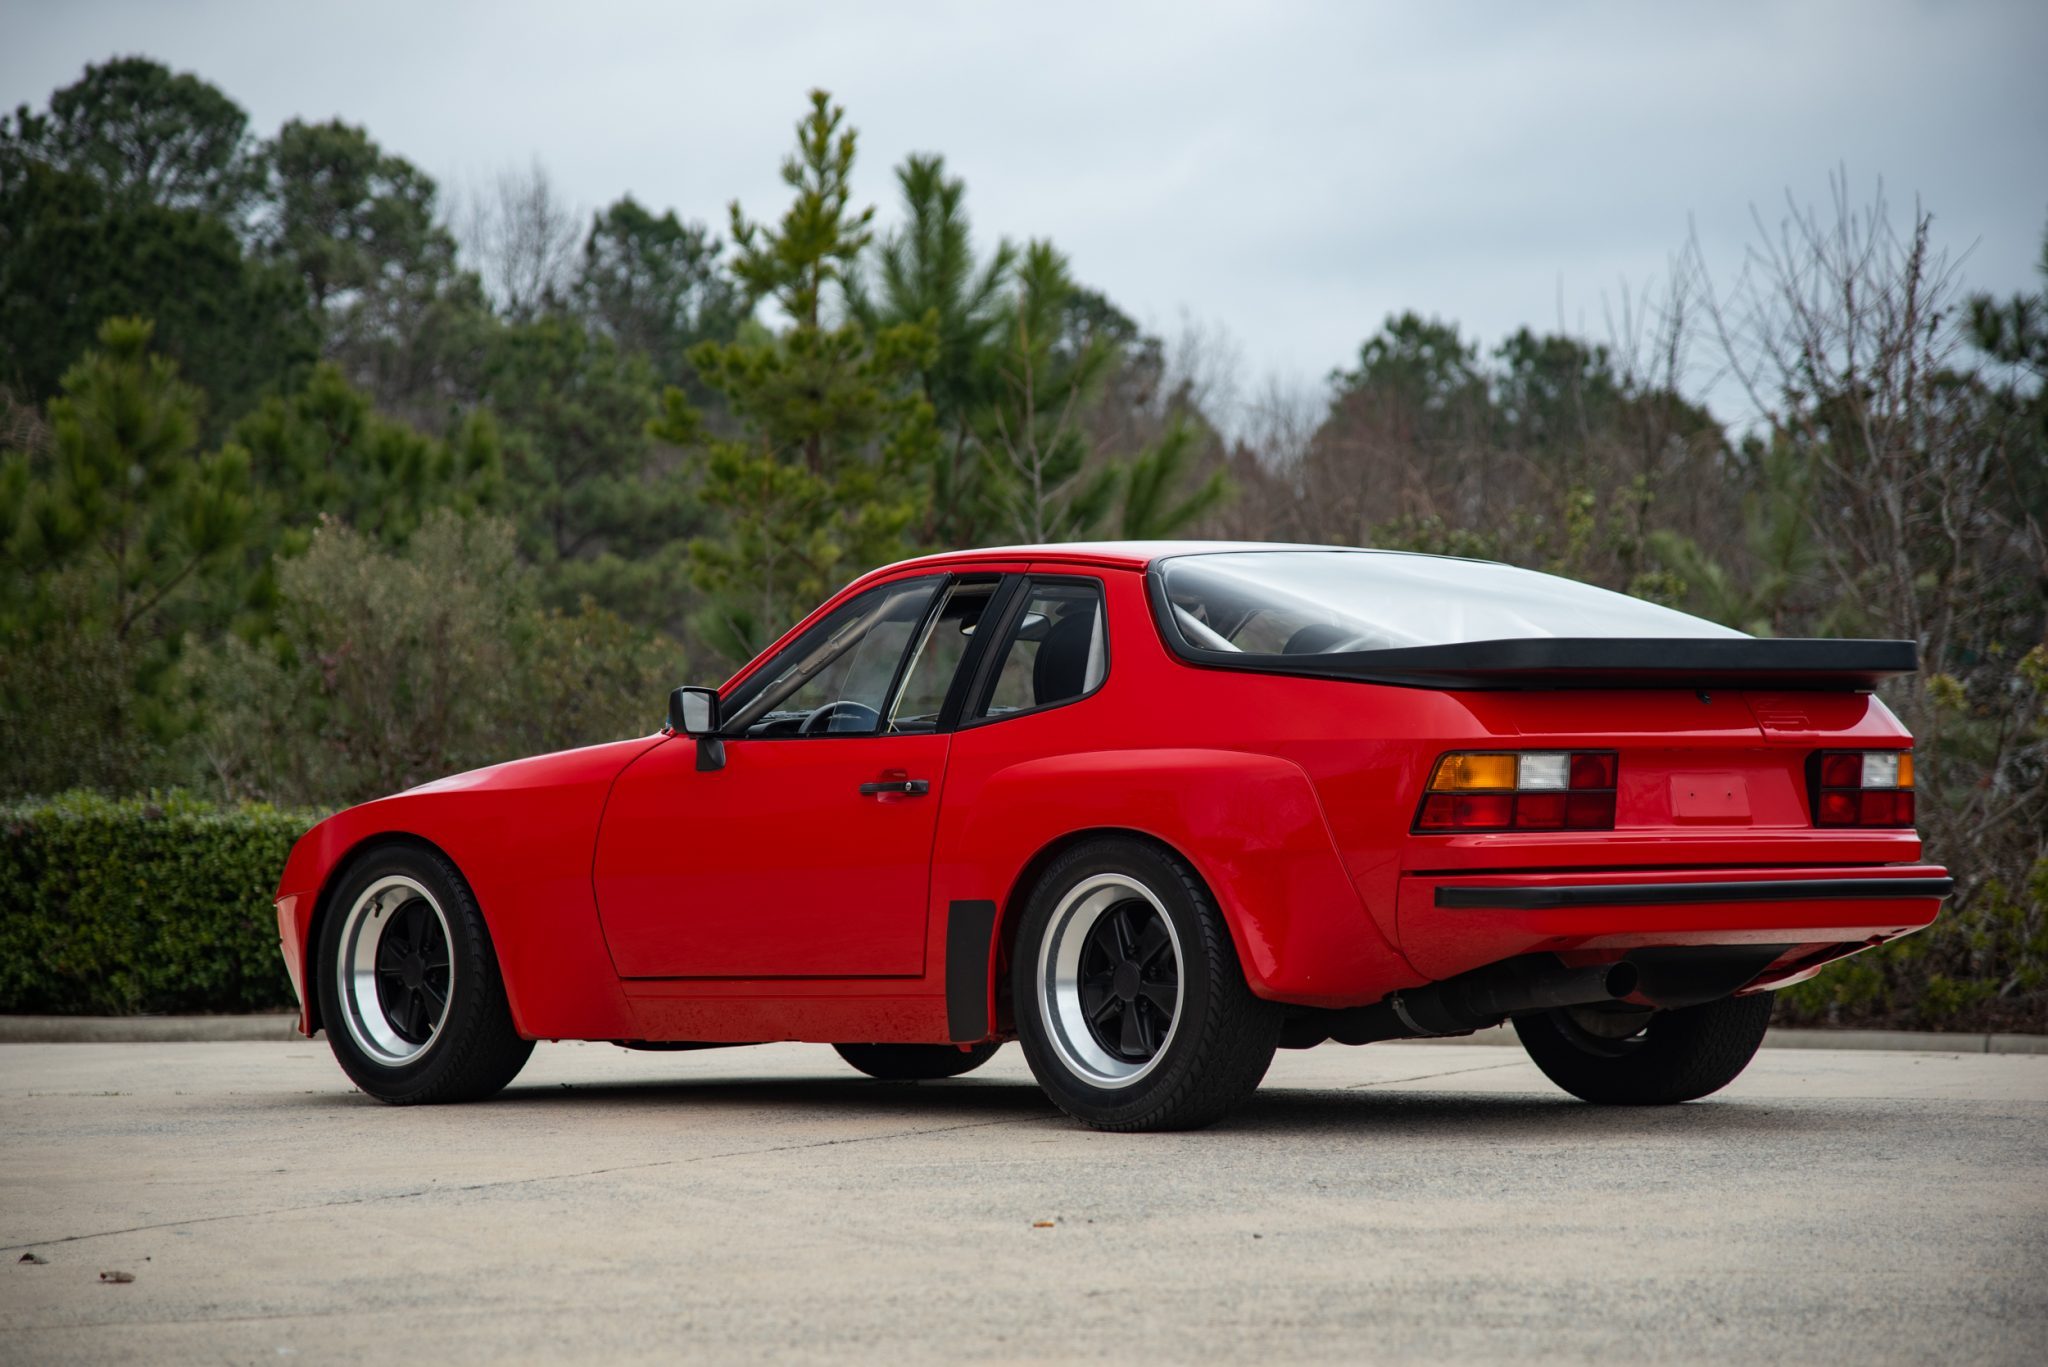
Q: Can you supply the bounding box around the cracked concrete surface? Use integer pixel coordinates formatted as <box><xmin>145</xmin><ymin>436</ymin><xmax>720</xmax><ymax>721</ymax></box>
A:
<box><xmin>3</xmin><ymin>1039</ymin><xmax>2044</xmax><ymax>1363</ymax></box>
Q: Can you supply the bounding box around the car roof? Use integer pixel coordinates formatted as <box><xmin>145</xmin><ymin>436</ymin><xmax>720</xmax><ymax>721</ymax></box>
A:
<box><xmin>862</xmin><ymin>540</ymin><xmax>1432</xmax><ymax>578</ymax></box>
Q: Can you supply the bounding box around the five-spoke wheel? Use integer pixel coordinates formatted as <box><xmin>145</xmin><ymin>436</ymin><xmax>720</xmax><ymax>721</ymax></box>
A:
<box><xmin>1014</xmin><ymin>837</ymin><xmax>1280</xmax><ymax>1130</ymax></box>
<box><xmin>1040</xmin><ymin>872</ymin><xmax>1184</xmax><ymax>1088</ymax></box>
<box><xmin>317</xmin><ymin>845</ymin><xmax>533</xmax><ymax>1104</ymax></box>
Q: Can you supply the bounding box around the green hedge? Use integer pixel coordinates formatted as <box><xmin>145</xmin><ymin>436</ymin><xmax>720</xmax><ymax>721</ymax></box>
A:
<box><xmin>0</xmin><ymin>791</ymin><xmax>323</xmax><ymax>1015</ymax></box>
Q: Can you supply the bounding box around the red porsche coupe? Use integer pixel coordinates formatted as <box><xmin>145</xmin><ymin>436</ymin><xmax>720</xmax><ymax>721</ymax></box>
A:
<box><xmin>274</xmin><ymin>543</ymin><xmax>1950</xmax><ymax>1129</ymax></box>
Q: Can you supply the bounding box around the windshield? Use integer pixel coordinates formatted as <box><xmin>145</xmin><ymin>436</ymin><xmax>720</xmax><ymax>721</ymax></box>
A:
<box><xmin>1155</xmin><ymin>550</ymin><xmax>1745</xmax><ymax>654</ymax></box>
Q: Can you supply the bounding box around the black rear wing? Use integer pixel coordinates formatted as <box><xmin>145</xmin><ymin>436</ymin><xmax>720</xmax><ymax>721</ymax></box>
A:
<box><xmin>1160</xmin><ymin>634</ymin><xmax>1918</xmax><ymax>692</ymax></box>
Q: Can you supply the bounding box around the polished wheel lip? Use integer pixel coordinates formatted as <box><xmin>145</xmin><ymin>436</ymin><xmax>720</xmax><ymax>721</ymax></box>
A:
<box><xmin>336</xmin><ymin>874</ymin><xmax>455</xmax><ymax>1067</ymax></box>
<box><xmin>1038</xmin><ymin>872</ymin><xmax>1184</xmax><ymax>1090</ymax></box>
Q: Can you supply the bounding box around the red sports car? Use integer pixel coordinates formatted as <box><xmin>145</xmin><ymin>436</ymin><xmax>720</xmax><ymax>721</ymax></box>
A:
<box><xmin>274</xmin><ymin>543</ymin><xmax>1951</xmax><ymax>1129</ymax></box>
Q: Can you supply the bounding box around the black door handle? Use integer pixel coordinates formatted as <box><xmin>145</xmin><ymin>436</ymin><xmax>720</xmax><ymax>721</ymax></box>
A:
<box><xmin>858</xmin><ymin>778</ymin><xmax>930</xmax><ymax>796</ymax></box>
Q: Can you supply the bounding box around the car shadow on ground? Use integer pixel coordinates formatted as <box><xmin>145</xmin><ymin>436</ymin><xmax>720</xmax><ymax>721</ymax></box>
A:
<box><xmin>289</xmin><ymin>1066</ymin><xmax>1838</xmax><ymax>1140</ymax></box>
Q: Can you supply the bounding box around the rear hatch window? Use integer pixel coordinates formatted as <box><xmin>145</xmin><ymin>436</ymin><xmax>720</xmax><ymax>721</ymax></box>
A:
<box><xmin>1156</xmin><ymin>549</ymin><xmax>1741</xmax><ymax>655</ymax></box>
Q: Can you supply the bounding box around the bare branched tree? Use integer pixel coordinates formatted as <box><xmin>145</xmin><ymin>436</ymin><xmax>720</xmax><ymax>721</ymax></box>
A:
<box><xmin>456</xmin><ymin>158</ymin><xmax>582</xmax><ymax>322</ymax></box>
<box><xmin>1697</xmin><ymin>170</ymin><xmax>2046</xmax><ymax>923</ymax></box>
<box><xmin>1695</xmin><ymin>174</ymin><xmax>1971</xmax><ymax>641</ymax></box>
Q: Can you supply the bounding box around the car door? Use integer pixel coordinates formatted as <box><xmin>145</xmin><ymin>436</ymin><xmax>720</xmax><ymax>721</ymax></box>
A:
<box><xmin>593</xmin><ymin>573</ymin><xmax>1006</xmax><ymax>979</ymax></box>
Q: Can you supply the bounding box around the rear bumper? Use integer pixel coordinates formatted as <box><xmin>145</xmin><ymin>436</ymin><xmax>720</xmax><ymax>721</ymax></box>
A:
<box><xmin>1398</xmin><ymin>863</ymin><xmax>1950</xmax><ymax>981</ymax></box>
<box><xmin>1434</xmin><ymin>874</ymin><xmax>1954</xmax><ymax>911</ymax></box>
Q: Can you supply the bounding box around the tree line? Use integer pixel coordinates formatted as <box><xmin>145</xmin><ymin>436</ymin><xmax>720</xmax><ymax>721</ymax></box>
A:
<box><xmin>2</xmin><ymin>57</ymin><xmax>2041</xmax><ymax>1028</ymax></box>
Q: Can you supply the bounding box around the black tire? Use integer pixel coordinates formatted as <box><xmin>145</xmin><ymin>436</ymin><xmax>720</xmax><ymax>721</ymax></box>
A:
<box><xmin>1012</xmin><ymin>837</ymin><xmax>1281</xmax><ymax>1131</ymax></box>
<box><xmin>315</xmin><ymin>844</ymin><xmax>534</xmax><ymax>1105</ymax></box>
<box><xmin>1513</xmin><ymin>991</ymin><xmax>1774</xmax><ymax>1105</ymax></box>
<box><xmin>833</xmin><ymin>1042</ymin><xmax>1001</xmax><ymax>1080</ymax></box>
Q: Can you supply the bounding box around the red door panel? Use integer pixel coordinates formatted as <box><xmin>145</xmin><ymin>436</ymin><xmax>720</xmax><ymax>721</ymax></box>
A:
<box><xmin>594</xmin><ymin>733</ymin><xmax>949</xmax><ymax>978</ymax></box>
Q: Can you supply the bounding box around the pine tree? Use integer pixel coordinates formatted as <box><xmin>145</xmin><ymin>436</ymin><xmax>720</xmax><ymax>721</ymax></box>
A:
<box><xmin>574</xmin><ymin>196</ymin><xmax>743</xmax><ymax>386</ymax></box>
<box><xmin>851</xmin><ymin>154</ymin><xmax>1014</xmax><ymax>543</ymax></box>
<box><xmin>654</xmin><ymin>91</ymin><xmax>937</xmax><ymax>662</ymax></box>
<box><xmin>0</xmin><ymin>317</ymin><xmax>254</xmax><ymax>787</ymax></box>
<box><xmin>1118</xmin><ymin>414</ymin><xmax>1230</xmax><ymax>539</ymax></box>
<box><xmin>983</xmin><ymin>241</ymin><xmax>1119</xmax><ymax>541</ymax></box>
<box><xmin>234</xmin><ymin>360</ymin><xmax>502</xmax><ymax>553</ymax></box>
<box><xmin>482</xmin><ymin>316</ymin><xmax>700</xmax><ymax>629</ymax></box>
<box><xmin>256</xmin><ymin>119</ymin><xmax>486</xmax><ymax>422</ymax></box>
<box><xmin>1</xmin><ymin>57</ymin><xmax>258</xmax><ymax>219</ymax></box>
<box><xmin>5</xmin><ymin>317</ymin><xmax>252</xmax><ymax>643</ymax></box>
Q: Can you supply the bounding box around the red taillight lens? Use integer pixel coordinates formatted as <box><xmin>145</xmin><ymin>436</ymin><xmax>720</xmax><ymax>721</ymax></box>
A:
<box><xmin>1811</xmin><ymin>749</ymin><xmax>1914</xmax><ymax>828</ymax></box>
<box><xmin>1565</xmin><ymin>792</ymin><xmax>1616</xmax><ymax>828</ymax></box>
<box><xmin>1569</xmin><ymin>752</ymin><xmax>1617</xmax><ymax>790</ymax></box>
<box><xmin>1455</xmin><ymin>793</ymin><xmax>1514</xmax><ymax>827</ymax></box>
<box><xmin>1416</xmin><ymin>750</ymin><xmax>1618</xmax><ymax>831</ymax></box>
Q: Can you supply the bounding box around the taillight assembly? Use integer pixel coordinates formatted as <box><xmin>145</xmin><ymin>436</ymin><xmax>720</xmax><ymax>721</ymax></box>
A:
<box><xmin>1811</xmin><ymin>750</ymin><xmax>1915</xmax><ymax>827</ymax></box>
<box><xmin>1415</xmin><ymin>751</ymin><xmax>1618</xmax><ymax>832</ymax></box>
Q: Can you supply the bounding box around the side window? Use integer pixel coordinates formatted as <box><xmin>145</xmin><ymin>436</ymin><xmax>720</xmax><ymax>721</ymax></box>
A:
<box><xmin>886</xmin><ymin>579</ymin><xmax>1000</xmax><ymax>734</ymax></box>
<box><xmin>971</xmin><ymin>579</ymin><xmax>1107</xmax><ymax>722</ymax></box>
<box><xmin>721</xmin><ymin>577</ymin><xmax>941</xmax><ymax>737</ymax></box>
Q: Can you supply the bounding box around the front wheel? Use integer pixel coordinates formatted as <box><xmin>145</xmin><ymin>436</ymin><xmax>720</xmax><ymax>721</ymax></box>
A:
<box><xmin>1513</xmin><ymin>991</ymin><xmax>1774</xmax><ymax>1105</ymax></box>
<box><xmin>316</xmin><ymin>845</ymin><xmax>534</xmax><ymax>1104</ymax></box>
<box><xmin>1013</xmin><ymin>838</ymin><xmax>1281</xmax><ymax>1131</ymax></box>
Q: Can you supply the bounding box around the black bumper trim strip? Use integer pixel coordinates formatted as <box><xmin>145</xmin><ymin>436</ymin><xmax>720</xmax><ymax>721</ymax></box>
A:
<box><xmin>1435</xmin><ymin>876</ymin><xmax>1955</xmax><ymax>911</ymax></box>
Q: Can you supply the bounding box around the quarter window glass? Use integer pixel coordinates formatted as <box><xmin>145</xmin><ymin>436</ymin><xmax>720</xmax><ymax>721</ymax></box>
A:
<box><xmin>975</xmin><ymin>580</ymin><xmax>1106</xmax><ymax>720</ymax></box>
<box><xmin>722</xmin><ymin>578</ymin><xmax>940</xmax><ymax>737</ymax></box>
<box><xmin>887</xmin><ymin>580</ymin><xmax>999</xmax><ymax>734</ymax></box>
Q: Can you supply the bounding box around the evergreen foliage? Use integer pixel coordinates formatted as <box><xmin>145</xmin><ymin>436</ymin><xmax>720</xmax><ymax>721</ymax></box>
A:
<box><xmin>2</xmin><ymin>56</ymin><xmax>258</xmax><ymax>218</ymax></box>
<box><xmin>655</xmin><ymin>91</ymin><xmax>938</xmax><ymax>660</ymax></box>
<box><xmin>575</xmin><ymin>195</ymin><xmax>745</xmax><ymax>385</ymax></box>
<box><xmin>0</xmin><ymin>61</ymin><xmax>2036</xmax><ymax>1028</ymax></box>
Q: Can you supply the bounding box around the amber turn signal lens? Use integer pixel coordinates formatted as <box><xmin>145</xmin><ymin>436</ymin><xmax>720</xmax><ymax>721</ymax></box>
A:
<box><xmin>1417</xmin><ymin>750</ymin><xmax>1619</xmax><ymax>832</ymax></box>
<box><xmin>1429</xmin><ymin>753</ymin><xmax>1518</xmax><ymax>791</ymax></box>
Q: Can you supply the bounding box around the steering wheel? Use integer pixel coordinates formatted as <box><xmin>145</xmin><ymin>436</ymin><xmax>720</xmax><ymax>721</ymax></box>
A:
<box><xmin>798</xmin><ymin>699</ymin><xmax>881</xmax><ymax>736</ymax></box>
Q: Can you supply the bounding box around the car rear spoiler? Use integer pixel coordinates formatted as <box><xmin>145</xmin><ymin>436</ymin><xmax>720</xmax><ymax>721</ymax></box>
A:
<box><xmin>1164</xmin><ymin>636</ymin><xmax>1919</xmax><ymax>691</ymax></box>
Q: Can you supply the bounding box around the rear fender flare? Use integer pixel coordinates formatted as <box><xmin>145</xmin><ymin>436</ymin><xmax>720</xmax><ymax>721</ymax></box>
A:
<box><xmin>945</xmin><ymin>748</ymin><xmax>1417</xmax><ymax>1026</ymax></box>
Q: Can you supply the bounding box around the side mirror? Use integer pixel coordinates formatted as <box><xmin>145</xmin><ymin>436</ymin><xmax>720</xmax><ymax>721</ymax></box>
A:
<box><xmin>668</xmin><ymin>686</ymin><xmax>727</xmax><ymax>773</ymax></box>
<box><xmin>668</xmin><ymin>686</ymin><xmax>720</xmax><ymax>736</ymax></box>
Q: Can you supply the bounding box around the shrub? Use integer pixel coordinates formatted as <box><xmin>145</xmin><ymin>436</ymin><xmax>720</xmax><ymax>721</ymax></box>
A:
<box><xmin>1775</xmin><ymin>859</ymin><xmax>2048</xmax><ymax>1033</ymax></box>
<box><xmin>0</xmin><ymin>790</ymin><xmax>320</xmax><ymax>1014</ymax></box>
<box><xmin>187</xmin><ymin>510</ymin><xmax>675</xmax><ymax>807</ymax></box>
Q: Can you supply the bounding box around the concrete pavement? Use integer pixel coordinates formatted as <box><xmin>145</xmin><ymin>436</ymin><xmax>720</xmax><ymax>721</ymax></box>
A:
<box><xmin>3</xmin><ymin>1039</ymin><xmax>2044</xmax><ymax>1363</ymax></box>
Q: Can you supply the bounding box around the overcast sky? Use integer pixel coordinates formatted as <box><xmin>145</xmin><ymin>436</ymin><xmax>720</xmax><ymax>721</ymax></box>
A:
<box><xmin>6</xmin><ymin>0</ymin><xmax>2045</xmax><ymax>428</ymax></box>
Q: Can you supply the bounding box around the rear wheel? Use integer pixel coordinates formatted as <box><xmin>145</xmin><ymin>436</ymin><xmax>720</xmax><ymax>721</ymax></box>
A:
<box><xmin>316</xmin><ymin>845</ymin><xmax>533</xmax><ymax>1104</ymax></box>
<box><xmin>1513</xmin><ymin>991</ymin><xmax>1774</xmax><ymax>1104</ymax></box>
<box><xmin>833</xmin><ymin>1042</ymin><xmax>1001</xmax><ymax>1080</ymax></box>
<box><xmin>1013</xmin><ymin>838</ymin><xmax>1281</xmax><ymax>1131</ymax></box>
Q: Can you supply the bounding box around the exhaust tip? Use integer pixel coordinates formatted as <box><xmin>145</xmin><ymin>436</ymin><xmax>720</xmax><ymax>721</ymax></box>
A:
<box><xmin>1604</xmin><ymin>961</ymin><xmax>1641</xmax><ymax>999</ymax></box>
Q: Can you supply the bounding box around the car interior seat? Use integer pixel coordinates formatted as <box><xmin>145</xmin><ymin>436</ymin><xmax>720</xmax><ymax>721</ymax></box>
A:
<box><xmin>1033</xmin><ymin>609</ymin><xmax>1100</xmax><ymax>706</ymax></box>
